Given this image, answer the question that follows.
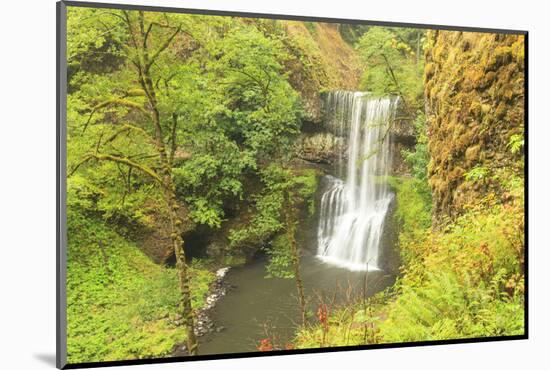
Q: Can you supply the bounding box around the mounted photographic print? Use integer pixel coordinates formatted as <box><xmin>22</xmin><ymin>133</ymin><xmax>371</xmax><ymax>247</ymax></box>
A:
<box><xmin>56</xmin><ymin>1</ymin><xmax>527</xmax><ymax>368</ymax></box>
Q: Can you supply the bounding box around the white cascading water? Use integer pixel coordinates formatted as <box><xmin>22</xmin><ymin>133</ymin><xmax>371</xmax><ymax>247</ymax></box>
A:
<box><xmin>317</xmin><ymin>91</ymin><xmax>398</xmax><ymax>271</ymax></box>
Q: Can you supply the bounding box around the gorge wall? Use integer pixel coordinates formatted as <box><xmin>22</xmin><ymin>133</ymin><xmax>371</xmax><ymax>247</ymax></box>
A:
<box><xmin>424</xmin><ymin>31</ymin><xmax>525</xmax><ymax>220</ymax></box>
<box><xmin>281</xmin><ymin>21</ymin><xmax>363</xmax><ymax>122</ymax></box>
<box><xmin>295</xmin><ymin>95</ymin><xmax>415</xmax><ymax>177</ymax></box>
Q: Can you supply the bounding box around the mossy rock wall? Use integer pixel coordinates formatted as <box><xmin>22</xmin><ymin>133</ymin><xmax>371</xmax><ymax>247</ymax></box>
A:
<box><xmin>424</xmin><ymin>30</ymin><xmax>525</xmax><ymax>220</ymax></box>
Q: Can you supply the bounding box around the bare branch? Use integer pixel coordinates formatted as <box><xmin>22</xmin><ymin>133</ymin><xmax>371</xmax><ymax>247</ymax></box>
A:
<box><xmin>82</xmin><ymin>98</ymin><xmax>151</xmax><ymax>133</ymax></box>
<box><xmin>169</xmin><ymin>113</ymin><xmax>178</xmax><ymax>166</ymax></box>
<box><xmin>103</xmin><ymin>123</ymin><xmax>154</xmax><ymax>145</ymax></box>
<box><xmin>145</xmin><ymin>25</ymin><xmax>181</xmax><ymax>72</ymax></box>
<box><xmin>143</xmin><ymin>17</ymin><xmax>153</xmax><ymax>49</ymax></box>
<box><xmin>82</xmin><ymin>153</ymin><xmax>165</xmax><ymax>186</ymax></box>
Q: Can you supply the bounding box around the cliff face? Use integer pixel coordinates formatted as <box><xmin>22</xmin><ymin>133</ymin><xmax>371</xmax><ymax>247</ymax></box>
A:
<box><xmin>295</xmin><ymin>97</ymin><xmax>415</xmax><ymax>177</ymax></box>
<box><xmin>424</xmin><ymin>31</ymin><xmax>525</xmax><ymax>220</ymax></box>
<box><xmin>281</xmin><ymin>21</ymin><xmax>362</xmax><ymax>122</ymax></box>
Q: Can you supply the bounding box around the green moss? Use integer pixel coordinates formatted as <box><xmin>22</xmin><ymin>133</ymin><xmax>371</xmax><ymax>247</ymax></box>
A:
<box><xmin>511</xmin><ymin>40</ymin><xmax>524</xmax><ymax>62</ymax></box>
<box><xmin>424</xmin><ymin>32</ymin><xmax>524</xmax><ymax>220</ymax></box>
<box><xmin>424</xmin><ymin>62</ymin><xmax>435</xmax><ymax>79</ymax></box>
<box><xmin>304</xmin><ymin>22</ymin><xmax>318</xmax><ymax>36</ymax></box>
<box><xmin>495</xmin><ymin>102</ymin><xmax>508</xmax><ymax>119</ymax></box>
<box><xmin>465</xmin><ymin>145</ymin><xmax>481</xmax><ymax>163</ymax></box>
<box><xmin>491</xmin><ymin>46</ymin><xmax>513</xmax><ymax>68</ymax></box>
<box><xmin>468</xmin><ymin>100</ymin><xmax>482</xmax><ymax>119</ymax></box>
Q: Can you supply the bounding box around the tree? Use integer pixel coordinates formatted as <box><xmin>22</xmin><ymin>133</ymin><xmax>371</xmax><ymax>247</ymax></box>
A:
<box><xmin>171</xmin><ymin>24</ymin><xmax>302</xmax><ymax>228</ymax></box>
<box><xmin>69</xmin><ymin>9</ymin><xmax>200</xmax><ymax>355</ymax></box>
<box><xmin>260</xmin><ymin>165</ymin><xmax>313</xmax><ymax>326</ymax></box>
<box><xmin>282</xmin><ymin>186</ymin><xmax>307</xmax><ymax>325</ymax></box>
<box><xmin>356</xmin><ymin>26</ymin><xmax>429</xmax><ymax>183</ymax></box>
<box><xmin>68</xmin><ymin>9</ymin><xmax>305</xmax><ymax>356</ymax></box>
<box><xmin>356</xmin><ymin>27</ymin><xmax>426</xmax><ymax>114</ymax></box>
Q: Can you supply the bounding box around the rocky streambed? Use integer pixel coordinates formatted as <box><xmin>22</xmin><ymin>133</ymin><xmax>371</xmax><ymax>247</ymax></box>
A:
<box><xmin>172</xmin><ymin>267</ymin><xmax>231</xmax><ymax>356</ymax></box>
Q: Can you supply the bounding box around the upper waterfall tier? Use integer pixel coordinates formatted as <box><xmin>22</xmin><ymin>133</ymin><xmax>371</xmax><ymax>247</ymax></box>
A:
<box><xmin>317</xmin><ymin>91</ymin><xmax>398</xmax><ymax>271</ymax></box>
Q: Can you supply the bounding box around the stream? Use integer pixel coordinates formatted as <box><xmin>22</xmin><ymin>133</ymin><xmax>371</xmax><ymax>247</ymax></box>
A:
<box><xmin>197</xmin><ymin>241</ymin><xmax>398</xmax><ymax>355</ymax></box>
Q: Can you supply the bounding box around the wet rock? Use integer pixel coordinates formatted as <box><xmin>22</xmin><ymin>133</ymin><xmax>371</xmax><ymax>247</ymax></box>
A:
<box><xmin>295</xmin><ymin>133</ymin><xmax>340</xmax><ymax>164</ymax></box>
<box><xmin>216</xmin><ymin>267</ymin><xmax>230</xmax><ymax>279</ymax></box>
<box><xmin>176</xmin><ymin>266</ymin><xmax>232</xmax><ymax>344</ymax></box>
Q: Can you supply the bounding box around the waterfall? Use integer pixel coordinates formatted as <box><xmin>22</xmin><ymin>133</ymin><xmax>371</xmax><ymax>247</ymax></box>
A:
<box><xmin>317</xmin><ymin>91</ymin><xmax>398</xmax><ymax>271</ymax></box>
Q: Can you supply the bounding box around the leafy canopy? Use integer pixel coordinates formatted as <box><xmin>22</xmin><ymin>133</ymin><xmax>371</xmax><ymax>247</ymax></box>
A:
<box><xmin>356</xmin><ymin>27</ymin><xmax>426</xmax><ymax>110</ymax></box>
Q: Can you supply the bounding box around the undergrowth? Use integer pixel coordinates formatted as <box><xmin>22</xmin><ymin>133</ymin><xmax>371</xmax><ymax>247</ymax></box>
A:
<box><xmin>66</xmin><ymin>213</ymin><xmax>214</xmax><ymax>363</ymax></box>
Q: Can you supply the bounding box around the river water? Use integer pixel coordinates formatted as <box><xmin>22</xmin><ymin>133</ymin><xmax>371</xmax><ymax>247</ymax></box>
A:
<box><xmin>197</xmin><ymin>209</ymin><xmax>398</xmax><ymax>355</ymax></box>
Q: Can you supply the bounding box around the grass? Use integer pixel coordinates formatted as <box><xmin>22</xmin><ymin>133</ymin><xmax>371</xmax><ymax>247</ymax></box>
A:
<box><xmin>66</xmin><ymin>213</ymin><xmax>215</xmax><ymax>363</ymax></box>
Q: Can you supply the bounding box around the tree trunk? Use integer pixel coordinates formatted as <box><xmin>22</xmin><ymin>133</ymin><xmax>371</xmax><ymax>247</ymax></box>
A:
<box><xmin>291</xmin><ymin>233</ymin><xmax>307</xmax><ymax>326</ymax></box>
<box><xmin>284</xmin><ymin>193</ymin><xmax>307</xmax><ymax>326</ymax></box>
<box><xmin>157</xmin><ymin>125</ymin><xmax>198</xmax><ymax>355</ymax></box>
<box><xmin>123</xmin><ymin>11</ymin><xmax>198</xmax><ymax>354</ymax></box>
<box><xmin>146</xmin><ymin>78</ymin><xmax>198</xmax><ymax>356</ymax></box>
<box><xmin>166</xmin><ymin>190</ymin><xmax>198</xmax><ymax>355</ymax></box>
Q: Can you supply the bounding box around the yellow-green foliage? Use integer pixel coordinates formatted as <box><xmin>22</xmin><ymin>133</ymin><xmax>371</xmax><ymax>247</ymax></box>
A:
<box><xmin>356</xmin><ymin>27</ymin><xmax>426</xmax><ymax>110</ymax></box>
<box><xmin>294</xmin><ymin>290</ymin><xmax>392</xmax><ymax>348</ymax></box>
<box><xmin>294</xmin><ymin>176</ymin><xmax>524</xmax><ymax>348</ymax></box>
<box><xmin>228</xmin><ymin>165</ymin><xmax>319</xmax><ymax>249</ymax></box>
<box><xmin>378</xmin><ymin>181</ymin><xmax>524</xmax><ymax>342</ymax></box>
<box><xmin>67</xmin><ymin>215</ymin><xmax>215</xmax><ymax>363</ymax></box>
<box><xmin>425</xmin><ymin>30</ymin><xmax>525</xmax><ymax>220</ymax></box>
<box><xmin>281</xmin><ymin>21</ymin><xmax>361</xmax><ymax>91</ymax></box>
<box><xmin>388</xmin><ymin>177</ymin><xmax>432</xmax><ymax>264</ymax></box>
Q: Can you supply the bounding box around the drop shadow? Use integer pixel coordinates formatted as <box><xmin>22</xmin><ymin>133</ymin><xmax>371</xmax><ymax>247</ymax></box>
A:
<box><xmin>34</xmin><ymin>353</ymin><xmax>56</xmax><ymax>367</ymax></box>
